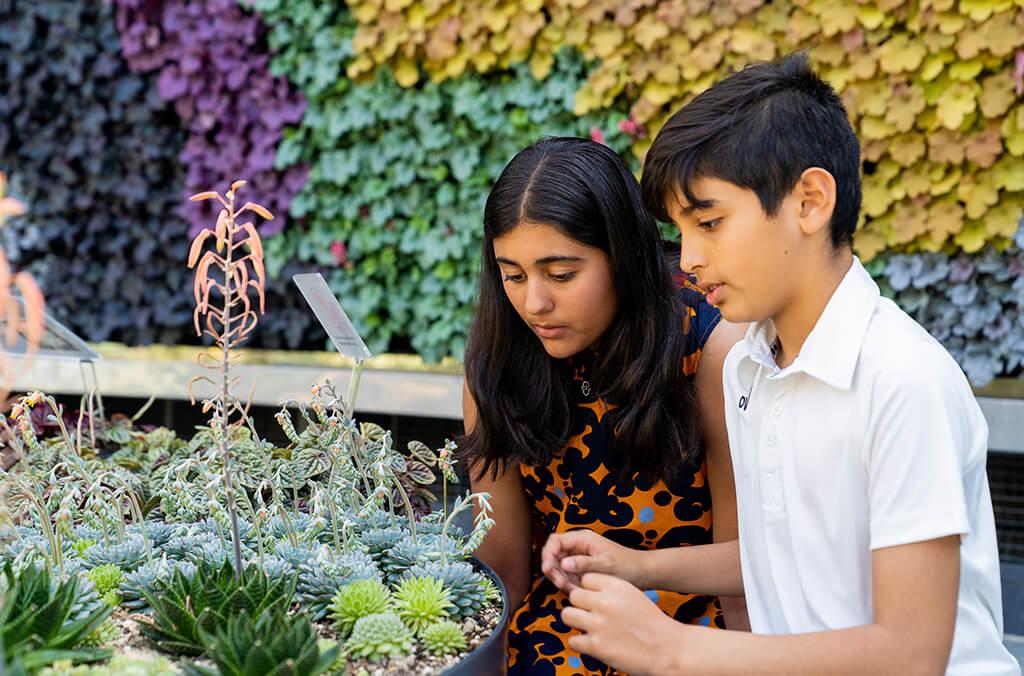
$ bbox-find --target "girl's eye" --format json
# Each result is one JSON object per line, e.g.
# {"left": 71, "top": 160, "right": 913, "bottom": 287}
{"left": 698, "top": 218, "right": 721, "bottom": 230}
{"left": 502, "top": 273, "right": 525, "bottom": 283}
{"left": 548, "top": 272, "right": 576, "bottom": 282}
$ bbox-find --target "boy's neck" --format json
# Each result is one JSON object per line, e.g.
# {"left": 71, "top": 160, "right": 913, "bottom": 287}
{"left": 771, "top": 250, "right": 854, "bottom": 370}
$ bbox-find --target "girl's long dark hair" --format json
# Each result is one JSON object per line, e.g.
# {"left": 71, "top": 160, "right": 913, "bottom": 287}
{"left": 461, "top": 137, "right": 702, "bottom": 482}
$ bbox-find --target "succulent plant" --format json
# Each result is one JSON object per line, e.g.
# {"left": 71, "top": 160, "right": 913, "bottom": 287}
{"left": 329, "top": 578, "right": 392, "bottom": 637}
{"left": 357, "top": 526, "right": 405, "bottom": 563}
{"left": 182, "top": 609, "right": 339, "bottom": 676}
{"left": 380, "top": 536, "right": 428, "bottom": 585}
{"left": 138, "top": 559, "right": 297, "bottom": 656}
{"left": 406, "top": 560, "right": 487, "bottom": 619}
{"left": 343, "top": 612, "right": 414, "bottom": 662}
{"left": 272, "top": 540, "right": 320, "bottom": 568}
{"left": 159, "top": 533, "right": 219, "bottom": 561}
{"left": 119, "top": 560, "right": 172, "bottom": 614}
{"left": 83, "top": 536, "right": 148, "bottom": 572}
{"left": 38, "top": 653, "right": 178, "bottom": 675}
{"left": 420, "top": 619, "right": 468, "bottom": 656}
{"left": 85, "top": 564, "right": 124, "bottom": 597}
{"left": 0, "top": 562, "right": 112, "bottom": 669}
{"left": 78, "top": 617, "right": 119, "bottom": 648}
{"left": 296, "top": 550, "right": 381, "bottom": 621}
{"left": 392, "top": 575, "right": 452, "bottom": 637}
{"left": 129, "top": 522, "right": 178, "bottom": 549}
{"left": 258, "top": 554, "right": 293, "bottom": 582}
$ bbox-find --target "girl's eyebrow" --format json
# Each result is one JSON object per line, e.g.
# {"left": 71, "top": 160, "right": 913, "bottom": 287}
{"left": 495, "top": 255, "right": 585, "bottom": 266}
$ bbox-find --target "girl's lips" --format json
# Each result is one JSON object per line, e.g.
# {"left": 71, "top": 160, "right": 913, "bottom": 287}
{"left": 706, "top": 283, "right": 725, "bottom": 305}
{"left": 533, "top": 325, "right": 567, "bottom": 339}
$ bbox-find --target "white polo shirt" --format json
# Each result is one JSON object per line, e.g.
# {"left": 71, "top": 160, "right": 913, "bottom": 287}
{"left": 723, "top": 258, "right": 1019, "bottom": 675}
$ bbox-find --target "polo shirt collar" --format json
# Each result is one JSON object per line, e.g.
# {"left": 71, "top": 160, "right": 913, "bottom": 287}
{"left": 743, "top": 257, "right": 880, "bottom": 390}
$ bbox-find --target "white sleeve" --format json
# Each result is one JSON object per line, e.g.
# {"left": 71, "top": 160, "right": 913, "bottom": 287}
{"left": 864, "top": 343, "right": 975, "bottom": 551}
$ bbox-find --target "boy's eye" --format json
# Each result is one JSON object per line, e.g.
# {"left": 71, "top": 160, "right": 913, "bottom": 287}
{"left": 698, "top": 218, "right": 722, "bottom": 230}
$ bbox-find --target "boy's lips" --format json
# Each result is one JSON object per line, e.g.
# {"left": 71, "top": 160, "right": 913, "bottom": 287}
{"left": 703, "top": 282, "right": 725, "bottom": 305}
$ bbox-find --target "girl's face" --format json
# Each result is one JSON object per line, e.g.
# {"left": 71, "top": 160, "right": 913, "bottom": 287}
{"left": 493, "top": 221, "right": 618, "bottom": 359}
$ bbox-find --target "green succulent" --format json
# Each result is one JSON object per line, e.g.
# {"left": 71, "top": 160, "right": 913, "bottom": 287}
{"left": 85, "top": 564, "right": 124, "bottom": 597}
{"left": 329, "top": 578, "right": 392, "bottom": 637}
{"left": 101, "top": 590, "right": 120, "bottom": 608}
{"left": 406, "top": 560, "right": 487, "bottom": 618}
{"left": 343, "top": 612, "right": 414, "bottom": 662}
{"left": 296, "top": 551, "right": 381, "bottom": 621}
{"left": 420, "top": 619, "right": 468, "bottom": 656}
{"left": 71, "top": 539, "right": 98, "bottom": 558}
{"left": 0, "top": 562, "right": 112, "bottom": 670}
{"left": 138, "top": 559, "right": 297, "bottom": 656}
{"left": 182, "top": 609, "right": 339, "bottom": 676}
{"left": 392, "top": 575, "right": 452, "bottom": 636}
{"left": 316, "top": 638, "right": 347, "bottom": 673}
{"left": 38, "top": 653, "right": 178, "bottom": 675}
{"left": 480, "top": 574, "right": 502, "bottom": 605}
{"left": 78, "top": 617, "right": 119, "bottom": 648}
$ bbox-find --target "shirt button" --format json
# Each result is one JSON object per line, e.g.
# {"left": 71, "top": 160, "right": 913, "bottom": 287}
{"left": 772, "top": 403, "right": 783, "bottom": 417}
{"left": 767, "top": 434, "right": 777, "bottom": 447}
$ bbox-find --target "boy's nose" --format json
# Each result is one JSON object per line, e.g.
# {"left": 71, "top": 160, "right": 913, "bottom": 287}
{"left": 679, "top": 240, "right": 707, "bottom": 274}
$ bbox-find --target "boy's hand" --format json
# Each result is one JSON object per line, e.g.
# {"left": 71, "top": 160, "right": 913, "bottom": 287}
{"left": 541, "top": 529, "right": 644, "bottom": 592}
{"left": 562, "top": 572, "right": 687, "bottom": 676}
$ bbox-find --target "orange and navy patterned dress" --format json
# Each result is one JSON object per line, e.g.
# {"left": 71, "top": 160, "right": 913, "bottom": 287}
{"left": 509, "top": 285, "right": 724, "bottom": 675}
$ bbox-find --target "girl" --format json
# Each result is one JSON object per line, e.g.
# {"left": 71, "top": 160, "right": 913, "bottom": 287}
{"left": 460, "top": 137, "right": 745, "bottom": 674}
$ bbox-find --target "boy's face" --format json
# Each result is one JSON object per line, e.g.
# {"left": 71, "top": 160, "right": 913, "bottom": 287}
{"left": 665, "top": 176, "right": 808, "bottom": 324}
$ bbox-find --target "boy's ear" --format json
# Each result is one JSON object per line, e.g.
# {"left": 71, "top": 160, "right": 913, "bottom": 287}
{"left": 796, "top": 167, "right": 837, "bottom": 238}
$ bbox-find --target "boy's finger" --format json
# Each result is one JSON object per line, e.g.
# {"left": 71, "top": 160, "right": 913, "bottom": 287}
{"left": 561, "top": 606, "right": 594, "bottom": 633}
{"left": 568, "top": 586, "right": 600, "bottom": 610}
{"left": 562, "top": 554, "right": 602, "bottom": 574}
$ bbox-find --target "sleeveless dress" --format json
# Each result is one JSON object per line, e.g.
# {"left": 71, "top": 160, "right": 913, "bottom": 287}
{"left": 508, "top": 284, "right": 724, "bottom": 675}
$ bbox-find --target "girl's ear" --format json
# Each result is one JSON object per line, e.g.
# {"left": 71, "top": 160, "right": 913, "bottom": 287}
{"left": 796, "top": 167, "right": 837, "bottom": 238}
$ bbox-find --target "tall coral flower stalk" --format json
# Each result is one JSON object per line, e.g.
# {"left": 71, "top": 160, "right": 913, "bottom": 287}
{"left": 0, "top": 171, "right": 44, "bottom": 403}
{"left": 187, "top": 180, "right": 271, "bottom": 584}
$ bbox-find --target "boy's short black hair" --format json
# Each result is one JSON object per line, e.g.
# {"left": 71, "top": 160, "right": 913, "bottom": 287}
{"left": 641, "top": 51, "right": 862, "bottom": 249}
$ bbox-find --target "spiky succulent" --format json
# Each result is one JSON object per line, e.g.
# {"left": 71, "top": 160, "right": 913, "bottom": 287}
{"left": 266, "top": 511, "right": 315, "bottom": 541}
{"left": 406, "top": 560, "right": 486, "bottom": 618}
{"left": 480, "top": 574, "right": 502, "bottom": 605}
{"left": 296, "top": 550, "right": 381, "bottom": 621}
{"left": 0, "top": 562, "right": 112, "bottom": 669}
{"left": 351, "top": 509, "right": 394, "bottom": 534}
{"left": 343, "top": 612, "right": 414, "bottom": 662}
{"left": 420, "top": 619, "right": 468, "bottom": 656}
{"left": 392, "top": 575, "right": 452, "bottom": 636}
{"left": 329, "top": 578, "right": 392, "bottom": 637}
{"left": 182, "top": 609, "right": 339, "bottom": 676}
{"left": 78, "top": 617, "right": 119, "bottom": 648}
{"left": 85, "top": 564, "right": 124, "bottom": 597}
{"left": 138, "top": 559, "right": 297, "bottom": 656}
{"left": 83, "top": 536, "right": 148, "bottom": 572}
{"left": 357, "top": 526, "right": 405, "bottom": 563}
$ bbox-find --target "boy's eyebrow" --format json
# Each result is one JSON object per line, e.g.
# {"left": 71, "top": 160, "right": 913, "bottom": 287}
{"left": 495, "top": 255, "right": 585, "bottom": 266}
{"left": 679, "top": 198, "right": 718, "bottom": 215}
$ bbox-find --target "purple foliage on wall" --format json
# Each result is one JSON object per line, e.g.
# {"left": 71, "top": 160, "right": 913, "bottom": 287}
{"left": 113, "top": 0, "right": 308, "bottom": 237}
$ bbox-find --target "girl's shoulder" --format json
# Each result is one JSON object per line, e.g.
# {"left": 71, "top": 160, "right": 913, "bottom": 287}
{"left": 672, "top": 270, "right": 722, "bottom": 355}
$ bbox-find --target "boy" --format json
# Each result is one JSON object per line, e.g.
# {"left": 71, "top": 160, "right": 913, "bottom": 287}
{"left": 540, "top": 52, "right": 1020, "bottom": 675}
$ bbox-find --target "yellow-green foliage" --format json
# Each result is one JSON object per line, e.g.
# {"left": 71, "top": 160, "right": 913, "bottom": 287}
{"left": 345, "top": 0, "right": 1024, "bottom": 260}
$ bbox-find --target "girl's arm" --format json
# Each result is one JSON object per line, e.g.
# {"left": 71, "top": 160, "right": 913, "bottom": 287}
{"left": 463, "top": 381, "right": 533, "bottom": 610}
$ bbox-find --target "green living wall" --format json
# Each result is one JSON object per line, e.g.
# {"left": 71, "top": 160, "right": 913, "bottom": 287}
{"left": 0, "top": 0, "right": 1022, "bottom": 385}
